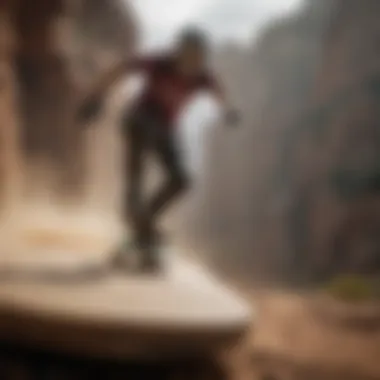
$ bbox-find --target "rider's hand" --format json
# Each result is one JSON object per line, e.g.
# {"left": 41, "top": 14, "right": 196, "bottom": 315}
{"left": 224, "top": 108, "right": 241, "bottom": 128}
{"left": 76, "top": 95, "right": 103, "bottom": 125}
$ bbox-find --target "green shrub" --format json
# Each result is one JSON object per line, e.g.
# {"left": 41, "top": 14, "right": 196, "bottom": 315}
{"left": 323, "top": 275, "right": 375, "bottom": 302}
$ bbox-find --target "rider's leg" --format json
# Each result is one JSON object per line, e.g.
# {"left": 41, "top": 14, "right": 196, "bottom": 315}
{"left": 142, "top": 129, "right": 190, "bottom": 241}
{"left": 136, "top": 129, "right": 189, "bottom": 272}
{"left": 123, "top": 115, "right": 146, "bottom": 233}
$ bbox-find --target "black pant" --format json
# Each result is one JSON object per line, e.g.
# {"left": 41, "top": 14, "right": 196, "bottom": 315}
{"left": 123, "top": 107, "right": 189, "bottom": 243}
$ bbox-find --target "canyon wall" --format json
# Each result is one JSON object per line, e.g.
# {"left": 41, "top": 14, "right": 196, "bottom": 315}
{"left": 187, "top": 0, "right": 380, "bottom": 281}
{"left": 279, "top": 0, "right": 380, "bottom": 278}
{"left": 0, "top": 0, "right": 135, "bottom": 208}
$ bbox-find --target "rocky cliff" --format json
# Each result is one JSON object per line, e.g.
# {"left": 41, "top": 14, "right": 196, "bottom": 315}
{"left": 0, "top": 0, "right": 135, "bottom": 208}
{"left": 186, "top": 0, "right": 380, "bottom": 281}
{"left": 279, "top": 0, "right": 380, "bottom": 279}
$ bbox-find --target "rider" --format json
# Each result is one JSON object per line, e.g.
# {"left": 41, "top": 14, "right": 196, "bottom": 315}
{"left": 78, "top": 27, "right": 240, "bottom": 271}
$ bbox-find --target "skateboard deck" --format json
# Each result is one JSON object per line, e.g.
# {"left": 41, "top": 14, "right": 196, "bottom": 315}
{"left": 0, "top": 226, "right": 252, "bottom": 360}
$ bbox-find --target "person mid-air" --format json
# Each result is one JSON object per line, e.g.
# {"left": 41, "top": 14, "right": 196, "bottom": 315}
{"left": 78, "top": 28, "right": 240, "bottom": 272}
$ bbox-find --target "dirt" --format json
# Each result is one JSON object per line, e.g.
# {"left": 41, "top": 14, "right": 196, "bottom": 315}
{"left": 234, "top": 289, "right": 380, "bottom": 380}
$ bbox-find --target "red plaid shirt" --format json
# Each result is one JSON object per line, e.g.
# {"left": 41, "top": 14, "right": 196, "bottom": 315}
{"left": 130, "top": 55, "right": 222, "bottom": 125}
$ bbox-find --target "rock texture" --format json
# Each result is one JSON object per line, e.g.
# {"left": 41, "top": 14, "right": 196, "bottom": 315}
{"left": 0, "top": 0, "right": 135, "bottom": 206}
{"left": 187, "top": 0, "right": 380, "bottom": 280}
{"left": 0, "top": 8, "right": 22, "bottom": 209}
{"left": 278, "top": 0, "right": 380, "bottom": 278}
{"left": 187, "top": 0, "right": 335, "bottom": 280}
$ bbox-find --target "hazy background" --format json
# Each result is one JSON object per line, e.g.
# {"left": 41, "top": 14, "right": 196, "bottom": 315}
{"left": 1, "top": 0, "right": 379, "bottom": 285}
{"left": 131, "top": 0, "right": 380, "bottom": 285}
{"left": 132, "top": 0, "right": 303, "bottom": 48}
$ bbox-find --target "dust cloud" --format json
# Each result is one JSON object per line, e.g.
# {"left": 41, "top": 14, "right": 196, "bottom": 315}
{"left": 0, "top": 0, "right": 134, "bottom": 257}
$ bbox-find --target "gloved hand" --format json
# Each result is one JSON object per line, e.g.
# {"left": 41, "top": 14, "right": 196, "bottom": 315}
{"left": 76, "top": 95, "right": 103, "bottom": 125}
{"left": 224, "top": 108, "right": 241, "bottom": 127}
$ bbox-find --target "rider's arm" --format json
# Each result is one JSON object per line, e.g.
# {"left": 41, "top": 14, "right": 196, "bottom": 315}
{"left": 76, "top": 57, "right": 156, "bottom": 123}
{"left": 87, "top": 57, "right": 155, "bottom": 99}
{"left": 201, "top": 74, "right": 227, "bottom": 106}
{"left": 203, "top": 74, "right": 240, "bottom": 126}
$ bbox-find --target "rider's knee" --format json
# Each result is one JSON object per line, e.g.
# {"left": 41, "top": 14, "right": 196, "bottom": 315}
{"left": 172, "top": 172, "right": 191, "bottom": 193}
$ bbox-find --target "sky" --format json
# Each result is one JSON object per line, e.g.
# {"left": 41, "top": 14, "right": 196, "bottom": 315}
{"left": 130, "top": 0, "right": 303, "bottom": 49}
{"left": 126, "top": 0, "right": 304, "bottom": 173}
